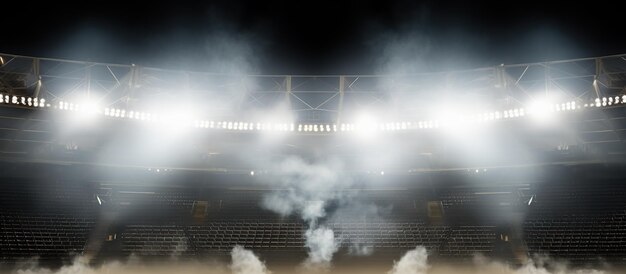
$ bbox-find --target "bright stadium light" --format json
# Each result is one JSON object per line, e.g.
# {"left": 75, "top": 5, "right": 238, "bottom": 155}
{"left": 527, "top": 98, "right": 556, "bottom": 124}
{"left": 77, "top": 98, "right": 102, "bottom": 115}
{"left": 434, "top": 106, "right": 476, "bottom": 132}
{"left": 143, "top": 106, "right": 197, "bottom": 136}
{"left": 354, "top": 113, "right": 379, "bottom": 139}
{"left": 59, "top": 97, "right": 103, "bottom": 125}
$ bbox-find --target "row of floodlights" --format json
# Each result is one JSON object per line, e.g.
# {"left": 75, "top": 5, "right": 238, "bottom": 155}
{"left": 4, "top": 94, "right": 626, "bottom": 133}
{"left": 104, "top": 108, "right": 153, "bottom": 120}
{"left": 584, "top": 96, "right": 626, "bottom": 107}
{"left": 0, "top": 95, "right": 47, "bottom": 107}
{"left": 34, "top": 99, "right": 606, "bottom": 132}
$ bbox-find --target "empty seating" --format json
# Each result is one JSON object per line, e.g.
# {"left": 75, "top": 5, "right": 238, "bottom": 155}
{"left": 0, "top": 179, "right": 97, "bottom": 263}
{"left": 524, "top": 213, "right": 626, "bottom": 263}
{"left": 1, "top": 213, "right": 96, "bottom": 261}
{"left": 121, "top": 225, "right": 190, "bottom": 257}
{"left": 119, "top": 222, "right": 474, "bottom": 258}
{"left": 329, "top": 222, "right": 448, "bottom": 249}
{"left": 188, "top": 222, "right": 305, "bottom": 252}
{"left": 438, "top": 226, "right": 496, "bottom": 258}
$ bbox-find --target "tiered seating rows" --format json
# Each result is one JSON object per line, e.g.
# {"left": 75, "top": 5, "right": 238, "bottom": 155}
{"left": 120, "top": 223, "right": 497, "bottom": 257}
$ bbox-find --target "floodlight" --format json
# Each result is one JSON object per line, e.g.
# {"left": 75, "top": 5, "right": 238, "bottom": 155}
{"left": 527, "top": 98, "right": 556, "bottom": 124}
{"left": 355, "top": 113, "right": 378, "bottom": 133}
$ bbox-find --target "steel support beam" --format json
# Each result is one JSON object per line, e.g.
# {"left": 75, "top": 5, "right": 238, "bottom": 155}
{"left": 336, "top": 76, "right": 345, "bottom": 124}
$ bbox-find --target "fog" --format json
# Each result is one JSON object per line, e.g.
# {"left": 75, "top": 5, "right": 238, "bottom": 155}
{"left": 2, "top": 247, "right": 620, "bottom": 274}
{"left": 260, "top": 157, "right": 351, "bottom": 269}
{"left": 1, "top": 5, "right": 621, "bottom": 274}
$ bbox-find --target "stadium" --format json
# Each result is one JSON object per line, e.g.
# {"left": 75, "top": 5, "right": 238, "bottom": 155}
{"left": 1, "top": 51, "right": 626, "bottom": 274}
{"left": 2, "top": 2, "right": 626, "bottom": 273}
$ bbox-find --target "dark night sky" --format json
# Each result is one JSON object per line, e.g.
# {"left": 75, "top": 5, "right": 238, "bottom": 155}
{"left": 1, "top": 0, "right": 624, "bottom": 74}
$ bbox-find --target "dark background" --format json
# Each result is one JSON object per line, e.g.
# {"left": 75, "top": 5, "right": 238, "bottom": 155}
{"left": 1, "top": 0, "right": 624, "bottom": 74}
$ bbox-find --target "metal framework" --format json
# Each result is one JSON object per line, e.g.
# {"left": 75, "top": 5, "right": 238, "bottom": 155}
{"left": 0, "top": 53, "right": 626, "bottom": 169}
{"left": 1, "top": 53, "right": 626, "bottom": 122}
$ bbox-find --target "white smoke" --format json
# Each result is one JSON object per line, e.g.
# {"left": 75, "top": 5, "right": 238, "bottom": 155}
{"left": 472, "top": 254, "right": 609, "bottom": 274}
{"left": 512, "top": 259, "right": 608, "bottom": 274}
{"left": 303, "top": 226, "right": 340, "bottom": 268}
{"left": 388, "top": 246, "right": 429, "bottom": 274}
{"left": 372, "top": 30, "right": 432, "bottom": 75}
{"left": 230, "top": 245, "right": 270, "bottom": 274}
{"left": 170, "top": 237, "right": 188, "bottom": 258}
{"left": 261, "top": 157, "right": 350, "bottom": 221}
{"left": 13, "top": 257, "right": 95, "bottom": 274}
{"left": 261, "top": 157, "right": 351, "bottom": 268}
{"left": 328, "top": 201, "right": 391, "bottom": 256}
{"left": 1, "top": 253, "right": 619, "bottom": 274}
{"left": 347, "top": 243, "right": 374, "bottom": 257}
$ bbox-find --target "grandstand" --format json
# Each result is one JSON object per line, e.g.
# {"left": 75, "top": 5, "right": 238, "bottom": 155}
{"left": 1, "top": 52, "right": 626, "bottom": 272}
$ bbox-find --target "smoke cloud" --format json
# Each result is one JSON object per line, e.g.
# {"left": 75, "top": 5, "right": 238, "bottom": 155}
{"left": 303, "top": 226, "right": 340, "bottom": 268}
{"left": 261, "top": 157, "right": 352, "bottom": 221}
{"left": 348, "top": 243, "right": 374, "bottom": 257}
{"left": 388, "top": 246, "right": 429, "bottom": 274}
{"left": 470, "top": 254, "right": 609, "bottom": 274}
{"left": 261, "top": 157, "right": 353, "bottom": 268}
{"left": 13, "top": 259, "right": 94, "bottom": 274}
{"left": 371, "top": 29, "right": 433, "bottom": 75}
{"left": 230, "top": 245, "right": 270, "bottom": 274}
{"left": 1, "top": 253, "right": 621, "bottom": 274}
